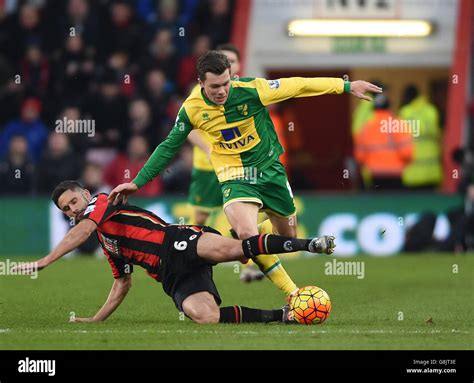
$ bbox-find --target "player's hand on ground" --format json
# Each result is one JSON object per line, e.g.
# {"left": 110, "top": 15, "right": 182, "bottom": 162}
{"left": 349, "top": 80, "right": 383, "bottom": 101}
{"left": 107, "top": 182, "right": 138, "bottom": 205}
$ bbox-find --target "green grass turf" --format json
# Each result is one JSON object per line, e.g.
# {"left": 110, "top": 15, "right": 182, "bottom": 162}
{"left": 0, "top": 254, "right": 472, "bottom": 350}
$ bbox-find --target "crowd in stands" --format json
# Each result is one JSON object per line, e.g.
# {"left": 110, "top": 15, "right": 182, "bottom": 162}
{"left": 0, "top": 0, "right": 234, "bottom": 196}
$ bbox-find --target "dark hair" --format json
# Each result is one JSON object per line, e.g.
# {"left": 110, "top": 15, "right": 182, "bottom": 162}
{"left": 373, "top": 93, "right": 390, "bottom": 110}
{"left": 51, "top": 180, "right": 83, "bottom": 208}
{"left": 197, "top": 50, "right": 231, "bottom": 81}
{"left": 216, "top": 43, "right": 241, "bottom": 61}
{"left": 401, "top": 84, "right": 419, "bottom": 106}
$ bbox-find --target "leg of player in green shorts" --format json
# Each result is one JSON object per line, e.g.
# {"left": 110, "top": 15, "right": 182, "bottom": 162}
{"left": 189, "top": 168, "right": 267, "bottom": 283}
{"left": 222, "top": 161, "right": 304, "bottom": 297}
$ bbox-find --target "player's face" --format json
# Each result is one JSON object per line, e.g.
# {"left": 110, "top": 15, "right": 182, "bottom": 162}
{"left": 220, "top": 50, "right": 240, "bottom": 78}
{"left": 58, "top": 188, "right": 91, "bottom": 221}
{"left": 200, "top": 69, "right": 231, "bottom": 105}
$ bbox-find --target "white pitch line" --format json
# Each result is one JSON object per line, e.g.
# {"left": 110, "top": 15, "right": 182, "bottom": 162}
{"left": 0, "top": 329, "right": 468, "bottom": 335}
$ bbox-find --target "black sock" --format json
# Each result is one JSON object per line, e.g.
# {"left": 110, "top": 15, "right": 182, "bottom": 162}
{"left": 219, "top": 306, "right": 283, "bottom": 323}
{"left": 242, "top": 234, "right": 311, "bottom": 258}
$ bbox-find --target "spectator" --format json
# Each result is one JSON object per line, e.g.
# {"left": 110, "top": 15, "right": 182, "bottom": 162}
{"left": 55, "top": 105, "right": 89, "bottom": 154}
{"left": 142, "top": 28, "right": 179, "bottom": 81}
{"left": 52, "top": 34, "right": 95, "bottom": 104}
{"left": 61, "top": 0, "right": 99, "bottom": 53}
{"left": 20, "top": 41, "right": 50, "bottom": 97}
{"left": 9, "top": 4, "right": 45, "bottom": 65}
{"left": 104, "top": 135, "right": 162, "bottom": 197}
{"left": 81, "top": 161, "right": 110, "bottom": 195}
{"left": 142, "top": 68, "right": 170, "bottom": 140}
{"left": 108, "top": 50, "right": 135, "bottom": 96}
{"left": 0, "top": 97, "right": 48, "bottom": 163}
{"left": 194, "top": 0, "right": 233, "bottom": 47}
{"left": 86, "top": 69, "right": 128, "bottom": 149}
{"left": 0, "top": 56, "right": 23, "bottom": 127}
{"left": 177, "top": 34, "right": 210, "bottom": 92}
{"left": 0, "top": 135, "right": 35, "bottom": 195}
{"left": 36, "top": 132, "right": 83, "bottom": 194}
{"left": 99, "top": 0, "right": 144, "bottom": 64}
{"left": 147, "top": 0, "right": 190, "bottom": 55}
{"left": 354, "top": 94, "right": 414, "bottom": 190}
{"left": 124, "top": 98, "right": 156, "bottom": 148}
{"left": 399, "top": 84, "right": 443, "bottom": 190}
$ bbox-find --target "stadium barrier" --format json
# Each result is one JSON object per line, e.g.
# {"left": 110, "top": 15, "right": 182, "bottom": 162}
{"left": 0, "top": 193, "right": 461, "bottom": 256}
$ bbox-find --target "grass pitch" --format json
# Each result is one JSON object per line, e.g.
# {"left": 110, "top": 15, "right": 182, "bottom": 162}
{"left": 0, "top": 254, "right": 472, "bottom": 350}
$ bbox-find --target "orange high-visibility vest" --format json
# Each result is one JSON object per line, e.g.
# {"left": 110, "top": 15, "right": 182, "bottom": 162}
{"left": 355, "top": 110, "right": 414, "bottom": 176}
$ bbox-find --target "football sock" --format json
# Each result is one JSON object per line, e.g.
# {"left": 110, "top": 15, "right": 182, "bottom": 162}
{"left": 245, "top": 220, "right": 300, "bottom": 296}
{"left": 254, "top": 253, "right": 297, "bottom": 295}
{"left": 239, "top": 219, "right": 275, "bottom": 270}
{"left": 219, "top": 306, "right": 283, "bottom": 323}
{"left": 242, "top": 234, "right": 311, "bottom": 258}
{"left": 259, "top": 218, "right": 298, "bottom": 258}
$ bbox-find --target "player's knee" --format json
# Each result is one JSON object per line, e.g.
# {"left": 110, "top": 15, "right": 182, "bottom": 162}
{"left": 236, "top": 229, "right": 256, "bottom": 240}
{"left": 275, "top": 223, "right": 297, "bottom": 237}
{"left": 200, "top": 310, "right": 219, "bottom": 324}
{"left": 183, "top": 295, "right": 219, "bottom": 324}
{"left": 189, "top": 307, "right": 219, "bottom": 324}
{"left": 183, "top": 305, "right": 204, "bottom": 322}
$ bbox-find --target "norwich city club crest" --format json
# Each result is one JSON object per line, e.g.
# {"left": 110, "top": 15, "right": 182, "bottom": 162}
{"left": 202, "top": 112, "right": 209, "bottom": 121}
{"left": 223, "top": 188, "right": 231, "bottom": 198}
{"left": 237, "top": 104, "right": 248, "bottom": 116}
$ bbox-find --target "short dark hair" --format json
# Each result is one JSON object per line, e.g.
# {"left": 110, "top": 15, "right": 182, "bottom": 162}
{"left": 402, "top": 84, "right": 419, "bottom": 106}
{"left": 216, "top": 43, "right": 241, "bottom": 61}
{"left": 197, "top": 50, "right": 231, "bottom": 81}
{"left": 51, "top": 180, "right": 83, "bottom": 208}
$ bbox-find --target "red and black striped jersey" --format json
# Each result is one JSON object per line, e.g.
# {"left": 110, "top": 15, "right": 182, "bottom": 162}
{"left": 82, "top": 193, "right": 171, "bottom": 281}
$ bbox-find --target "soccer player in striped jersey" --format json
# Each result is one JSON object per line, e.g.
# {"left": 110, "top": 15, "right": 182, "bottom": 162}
{"left": 108, "top": 51, "right": 381, "bottom": 300}
{"left": 13, "top": 181, "right": 335, "bottom": 324}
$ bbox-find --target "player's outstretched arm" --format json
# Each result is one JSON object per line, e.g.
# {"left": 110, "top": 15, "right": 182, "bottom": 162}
{"left": 71, "top": 274, "right": 132, "bottom": 323}
{"left": 348, "top": 80, "right": 383, "bottom": 101}
{"left": 108, "top": 111, "right": 193, "bottom": 205}
{"left": 255, "top": 77, "right": 382, "bottom": 105}
{"left": 10, "top": 219, "right": 97, "bottom": 274}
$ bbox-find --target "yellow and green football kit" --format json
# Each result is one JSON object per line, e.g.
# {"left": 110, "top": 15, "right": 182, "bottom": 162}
{"left": 134, "top": 77, "right": 347, "bottom": 205}
{"left": 133, "top": 76, "right": 348, "bottom": 295}
{"left": 188, "top": 130, "right": 222, "bottom": 210}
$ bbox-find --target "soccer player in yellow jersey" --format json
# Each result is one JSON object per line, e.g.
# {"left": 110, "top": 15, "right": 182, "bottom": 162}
{"left": 187, "top": 43, "right": 266, "bottom": 283}
{"left": 109, "top": 51, "right": 382, "bottom": 298}
{"left": 187, "top": 44, "right": 242, "bottom": 226}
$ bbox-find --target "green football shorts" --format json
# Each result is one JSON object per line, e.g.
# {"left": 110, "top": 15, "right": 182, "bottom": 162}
{"left": 221, "top": 160, "right": 296, "bottom": 217}
{"left": 188, "top": 168, "right": 222, "bottom": 210}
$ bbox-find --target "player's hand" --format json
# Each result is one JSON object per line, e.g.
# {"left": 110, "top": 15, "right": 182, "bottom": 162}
{"left": 349, "top": 81, "right": 382, "bottom": 101}
{"left": 70, "top": 317, "right": 96, "bottom": 323}
{"left": 107, "top": 182, "right": 138, "bottom": 205}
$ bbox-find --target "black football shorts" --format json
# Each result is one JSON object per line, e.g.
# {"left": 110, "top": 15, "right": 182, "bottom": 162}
{"left": 160, "top": 225, "right": 222, "bottom": 312}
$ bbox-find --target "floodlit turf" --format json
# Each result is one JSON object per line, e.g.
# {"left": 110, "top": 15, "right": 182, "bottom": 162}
{"left": 0, "top": 254, "right": 472, "bottom": 350}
